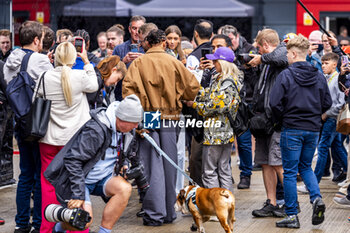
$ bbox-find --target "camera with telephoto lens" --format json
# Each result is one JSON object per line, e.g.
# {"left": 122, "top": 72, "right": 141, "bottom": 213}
{"left": 44, "top": 204, "right": 91, "bottom": 230}
{"left": 237, "top": 53, "right": 255, "bottom": 65}
{"left": 115, "top": 131, "right": 150, "bottom": 192}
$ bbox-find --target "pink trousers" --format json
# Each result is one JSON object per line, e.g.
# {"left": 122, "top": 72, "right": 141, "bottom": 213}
{"left": 39, "top": 143, "right": 89, "bottom": 233}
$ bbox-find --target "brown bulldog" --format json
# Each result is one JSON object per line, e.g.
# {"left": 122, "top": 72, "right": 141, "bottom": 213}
{"left": 175, "top": 185, "right": 236, "bottom": 233}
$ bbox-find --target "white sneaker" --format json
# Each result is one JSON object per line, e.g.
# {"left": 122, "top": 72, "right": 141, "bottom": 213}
{"left": 297, "top": 185, "right": 309, "bottom": 194}
{"left": 338, "top": 179, "right": 349, "bottom": 187}
{"left": 209, "top": 216, "right": 219, "bottom": 222}
{"left": 333, "top": 196, "right": 350, "bottom": 207}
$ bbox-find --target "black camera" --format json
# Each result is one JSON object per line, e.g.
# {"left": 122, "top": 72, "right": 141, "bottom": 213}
{"left": 237, "top": 53, "right": 254, "bottom": 65}
{"left": 115, "top": 132, "right": 150, "bottom": 192}
{"left": 44, "top": 204, "right": 91, "bottom": 231}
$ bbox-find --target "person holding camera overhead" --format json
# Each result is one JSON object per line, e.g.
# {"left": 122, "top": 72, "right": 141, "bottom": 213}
{"left": 37, "top": 41, "right": 98, "bottom": 233}
{"left": 219, "top": 25, "right": 258, "bottom": 189}
{"left": 44, "top": 95, "right": 144, "bottom": 233}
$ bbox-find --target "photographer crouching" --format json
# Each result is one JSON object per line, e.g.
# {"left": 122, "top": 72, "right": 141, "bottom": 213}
{"left": 44, "top": 95, "right": 144, "bottom": 233}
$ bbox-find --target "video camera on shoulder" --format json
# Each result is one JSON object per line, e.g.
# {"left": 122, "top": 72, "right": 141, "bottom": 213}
{"left": 44, "top": 204, "right": 91, "bottom": 231}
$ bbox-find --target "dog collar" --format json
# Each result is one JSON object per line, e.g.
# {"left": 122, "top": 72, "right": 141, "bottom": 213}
{"left": 185, "top": 186, "right": 200, "bottom": 212}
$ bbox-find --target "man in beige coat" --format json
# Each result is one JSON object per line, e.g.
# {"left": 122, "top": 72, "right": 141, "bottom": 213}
{"left": 123, "top": 29, "right": 199, "bottom": 226}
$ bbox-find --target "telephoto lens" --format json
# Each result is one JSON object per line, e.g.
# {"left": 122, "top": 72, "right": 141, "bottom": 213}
{"left": 44, "top": 204, "right": 91, "bottom": 230}
{"left": 44, "top": 204, "right": 72, "bottom": 223}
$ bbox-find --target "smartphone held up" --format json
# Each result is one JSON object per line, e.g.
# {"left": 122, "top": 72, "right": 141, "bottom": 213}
{"left": 341, "top": 55, "right": 349, "bottom": 67}
{"left": 73, "top": 37, "right": 84, "bottom": 53}
{"left": 201, "top": 48, "right": 212, "bottom": 59}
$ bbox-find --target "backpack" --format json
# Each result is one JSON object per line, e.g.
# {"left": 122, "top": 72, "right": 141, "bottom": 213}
{"left": 6, "top": 52, "right": 36, "bottom": 119}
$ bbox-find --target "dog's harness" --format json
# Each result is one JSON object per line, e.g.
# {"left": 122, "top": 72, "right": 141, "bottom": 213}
{"left": 185, "top": 186, "right": 200, "bottom": 212}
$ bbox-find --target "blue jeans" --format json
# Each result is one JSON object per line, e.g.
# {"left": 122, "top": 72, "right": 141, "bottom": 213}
{"left": 15, "top": 134, "right": 41, "bottom": 229}
{"left": 281, "top": 128, "right": 321, "bottom": 216}
{"left": 314, "top": 118, "right": 348, "bottom": 183}
{"left": 237, "top": 129, "right": 253, "bottom": 177}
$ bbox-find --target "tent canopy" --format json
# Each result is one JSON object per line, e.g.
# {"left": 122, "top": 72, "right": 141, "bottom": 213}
{"left": 131, "top": 0, "right": 254, "bottom": 17}
{"left": 63, "top": 0, "right": 254, "bottom": 17}
{"left": 63, "top": 0, "right": 135, "bottom": 17}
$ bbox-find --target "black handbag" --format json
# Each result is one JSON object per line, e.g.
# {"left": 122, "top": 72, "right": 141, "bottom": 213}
{"left": 227, "top": 100, "right": 252, "bottom": 137}
{"left": 249, "top": 112, "right": 274, "bottom": 137}
{"left": 23, "top": 72, "right": 51, "bottom": 142}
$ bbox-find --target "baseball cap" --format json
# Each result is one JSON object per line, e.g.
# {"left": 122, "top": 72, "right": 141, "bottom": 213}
{"left": 206, "top": 47, "right": 235, "bottom": 63}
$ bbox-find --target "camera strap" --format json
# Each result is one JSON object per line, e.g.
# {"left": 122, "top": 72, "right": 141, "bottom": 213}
{"left": 110, "top": 132, "right": 123, "bottom": 157}
{"left": 142, "top": 132, "right": 196, "bottom": 185}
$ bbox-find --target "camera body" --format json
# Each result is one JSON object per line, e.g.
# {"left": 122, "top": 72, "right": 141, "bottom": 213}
{"left": 237, "top": 53, "right": 254, "bottom": 65}
{"left": 44, "top": 204, "right": 91, "bottom": 231}
{"left": 115, "top": 132, "right": 150, "bottom": 192}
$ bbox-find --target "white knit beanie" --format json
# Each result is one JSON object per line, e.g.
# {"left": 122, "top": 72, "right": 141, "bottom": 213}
{"left": 115, "top": 94, "right": 144, "bottom": 122}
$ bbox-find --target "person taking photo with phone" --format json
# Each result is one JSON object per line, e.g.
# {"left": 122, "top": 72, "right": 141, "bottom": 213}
{"left": 37, "top": 41, "right": 98, "bottom": 233}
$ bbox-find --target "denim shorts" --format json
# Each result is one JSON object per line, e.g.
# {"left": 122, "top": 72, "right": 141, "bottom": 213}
{"left": 84, "top": 174, "right": 113, "bottom": 205}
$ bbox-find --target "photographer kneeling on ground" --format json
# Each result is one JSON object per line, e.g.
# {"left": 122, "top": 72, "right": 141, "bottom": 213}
{"left": 44, "top": 94, "right": 143, "bottom": 233}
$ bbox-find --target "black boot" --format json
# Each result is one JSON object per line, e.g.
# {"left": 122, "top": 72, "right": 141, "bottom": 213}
{"left": 136, "top": 208, "right": 145, "bottom": 217}
{"left": 237, "top": 176, "right": 250, "bottom": 189}
{"left": 312, "top": 197, "right": 326, "bottom": 225}
{"left": 276, "top": 215, "right": 300, "bottom": 228}
{"left": 252, "top": 199, "right": 284, "bottom": 217}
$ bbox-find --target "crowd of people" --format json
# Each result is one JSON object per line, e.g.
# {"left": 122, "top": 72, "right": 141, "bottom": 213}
{"left": 0, "top": 15, "right": 350, "bottom": 233}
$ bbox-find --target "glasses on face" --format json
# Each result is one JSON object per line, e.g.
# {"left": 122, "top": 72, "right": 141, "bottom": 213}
{"left": 322, "top": 40, "right": 329, "bottom": 43}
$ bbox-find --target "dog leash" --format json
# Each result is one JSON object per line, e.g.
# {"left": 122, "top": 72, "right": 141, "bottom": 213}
{"left": 142, "top": 132, "right": 196, "bottom": 185}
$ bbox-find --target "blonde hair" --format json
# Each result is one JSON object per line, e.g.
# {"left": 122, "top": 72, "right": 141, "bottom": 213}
{"left": 217, "top": 59, "right": 240, "bottom": 79}
{"left": 255, "top": 29, "right": 280, "bottom": 47}
{"left": 54, "top": 42, "right": 76, "bottom": 107}
{"left": 286, "top": 35, "right": 310, "bottom": 57}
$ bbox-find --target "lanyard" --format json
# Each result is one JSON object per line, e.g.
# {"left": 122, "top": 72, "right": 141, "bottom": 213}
{"left": 327, "top": 71, "right": 338, "bottom": 85}
{"left": 110, "top": 132, "right": 123, "bottom": 157}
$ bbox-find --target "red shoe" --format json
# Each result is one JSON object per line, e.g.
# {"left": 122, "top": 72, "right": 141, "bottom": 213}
{"left": 0, "top": 217, "right": 4, "bottom": 225}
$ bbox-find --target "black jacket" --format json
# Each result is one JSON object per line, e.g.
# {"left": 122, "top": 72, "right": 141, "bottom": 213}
{"left": 253, "top": 43, "right": 289, "bottom": 115}
{"left": 0, "top": 49, "right": 12, "bottom": 62}
{"left": 0, "top": 61, "right": 7, "bottom": 103}
{"left": 86, "top": 53, "right": 104, "bottom": 109}
{"left": 44, "top": 108, "right": 112, "bottom": 205}
{"left": 270, "top": 61, "right": 332, "bottom": 132}
{"left": 183, "top": 41, "right": 213, "bottom": 142}
{"left": 234, "top": 36, "right": 259, "bottom": 102}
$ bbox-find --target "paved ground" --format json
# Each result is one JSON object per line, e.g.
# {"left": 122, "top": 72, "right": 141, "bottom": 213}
{"left": 0, "top": 153, "right": 349, "bottom": 233}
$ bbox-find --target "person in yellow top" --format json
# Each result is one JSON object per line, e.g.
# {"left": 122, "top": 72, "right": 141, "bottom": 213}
{"left": 192, "top": 46, "right": 242, "bottom": 192}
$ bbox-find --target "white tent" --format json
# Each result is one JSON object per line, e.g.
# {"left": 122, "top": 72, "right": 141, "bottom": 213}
{"left": 63, "top": 0, "right": 135, "bottom": 17}
{"left": 131, "top": 0, "right": 254, "bottom": 17}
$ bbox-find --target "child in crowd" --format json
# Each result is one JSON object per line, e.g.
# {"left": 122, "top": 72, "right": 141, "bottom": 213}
{"left": 311, "top": 53, "right": 348, "bottom": 185}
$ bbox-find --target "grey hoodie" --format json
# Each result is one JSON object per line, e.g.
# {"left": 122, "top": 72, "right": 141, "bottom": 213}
{"left": 3, "top": 48, "right": 53, "bottom": 84}
{"left": 325, "top": 71, "right": 345, "bottom": 119}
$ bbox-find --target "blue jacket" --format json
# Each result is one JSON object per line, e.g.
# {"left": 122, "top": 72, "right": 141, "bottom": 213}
{"left": 269, "top": 61, "right": 332, "bottom": 132}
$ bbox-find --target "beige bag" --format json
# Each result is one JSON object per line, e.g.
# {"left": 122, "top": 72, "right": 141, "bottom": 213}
{"left": 336, "top": 103, "right": 350, "bottom": 134}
